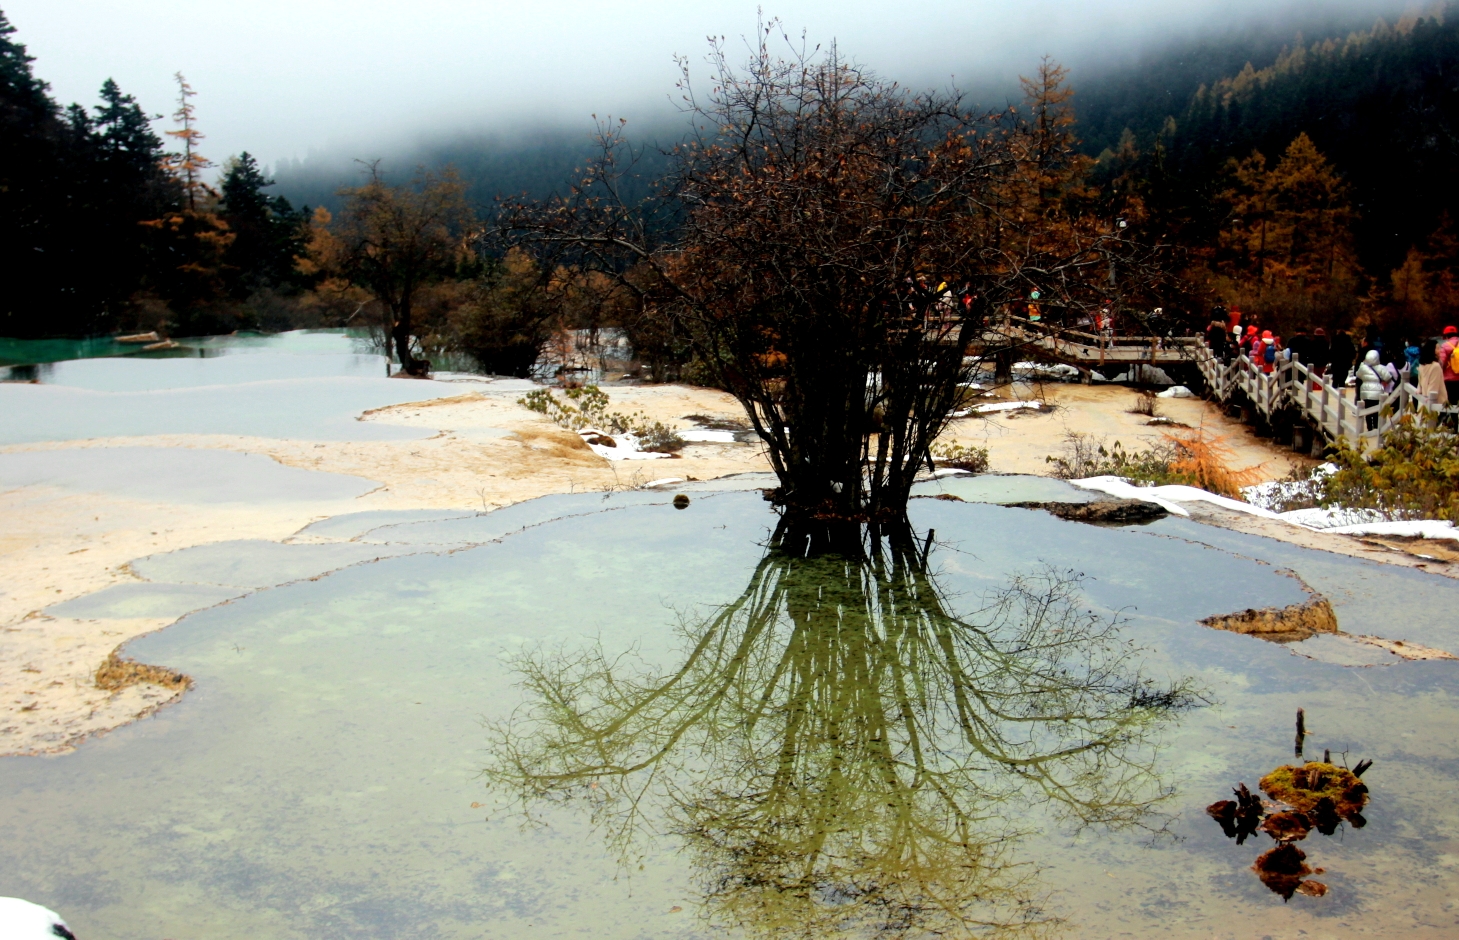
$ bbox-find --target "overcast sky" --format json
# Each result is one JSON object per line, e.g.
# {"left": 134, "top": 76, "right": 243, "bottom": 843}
{"left": 7, "top": 0, "right": 1404, "bottom": 169}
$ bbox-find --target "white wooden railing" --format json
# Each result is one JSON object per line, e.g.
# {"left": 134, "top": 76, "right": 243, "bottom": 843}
{"left": 1195, "top": 342, "right": 1454, "bottom": 448}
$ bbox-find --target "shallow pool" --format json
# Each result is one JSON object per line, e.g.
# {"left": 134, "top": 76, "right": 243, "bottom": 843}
{"left": 0, "top": 329, "right": 376, "bottom": 371}
{"left": 2, "top": 492, "right": 1456, "bottom": 938}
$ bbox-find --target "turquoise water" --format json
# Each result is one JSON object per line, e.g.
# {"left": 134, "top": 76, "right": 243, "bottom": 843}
{"left": 0, "top": 329, "right": 376, "bottom": 370}
{"left": 0, "top": 329, "right": 529, "bottom": 445}
{"left": 3, "top": 492, "right": 1456, "bottom": 938}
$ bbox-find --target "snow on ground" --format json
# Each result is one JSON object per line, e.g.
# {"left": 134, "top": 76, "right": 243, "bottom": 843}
{"left": 1241, "top": 465, "right": 1336, "bottom": 512}
{"left": 577, "top": 428, "right": 675, "bottom": 460}
{"left": 1013, "top": 362, "right": 1081, "bottom": 379}
{"left": 1072, "top": 474, "right": 1459, "bottom": 541}
{"left": 974, "top": 401, "right": 1047, "bottom": 414}
{"left": 679, "top": 428, "right": 739, "bottom": 443}
{"left": 1090, "top": 364, "right": 1176, "bottom": 385}
{"left": 950, "top": 400, "right": 1049, "bottom": 418}
{"left": 1319, "top": 519, "right": 1459, "bottom": 540}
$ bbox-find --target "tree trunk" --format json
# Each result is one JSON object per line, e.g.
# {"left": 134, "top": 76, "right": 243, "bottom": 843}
{"left": 391, "top": 294, "right": 430, "bottom": 376}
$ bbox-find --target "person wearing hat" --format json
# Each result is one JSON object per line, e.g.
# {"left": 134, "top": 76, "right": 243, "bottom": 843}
{"left": 1261, "top": 330, "right": 1279, "bottom": 374}
{"left": 1240, "top": 324, "right": 1259, "bottom": 363}
{"left": 1356, "top": 349, "right": 1386, "bottom": 430}
{"left": 1441, "top": 325, "right": 1459, "bottom": 405}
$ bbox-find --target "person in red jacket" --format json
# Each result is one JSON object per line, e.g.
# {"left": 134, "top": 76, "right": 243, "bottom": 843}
{"left": 1441, "top": 325, "right": 1459, "bottom": 405}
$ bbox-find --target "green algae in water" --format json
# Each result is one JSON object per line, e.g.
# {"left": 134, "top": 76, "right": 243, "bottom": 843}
{"left": 2, "top": 493, "right": 1458, "bottom": 939}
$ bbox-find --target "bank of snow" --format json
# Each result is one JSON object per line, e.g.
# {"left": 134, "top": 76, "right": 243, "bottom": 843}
{"left": 1068, "top": 474, "right": 1459, "bottom": 542}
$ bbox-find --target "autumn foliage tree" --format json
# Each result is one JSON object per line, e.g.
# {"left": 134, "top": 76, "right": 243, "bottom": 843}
{"left": 1213, "top": 133, "right": 1361, "bottom": 327}
{"left": 1388, "top": 213, "right": 1459, "bottom": 333}
{"left": 137, "top": 73, "right": 236, "bottom": 333}
{"left": 503, "top": 29, "right": 1164, "bottom": 543}
{"left": 321, "top": 164, "right": 475, "bottom": 375}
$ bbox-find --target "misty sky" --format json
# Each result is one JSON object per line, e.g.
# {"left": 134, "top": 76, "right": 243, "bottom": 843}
{"left": 7, "top": 0, "right": 1403, "bottom": 169}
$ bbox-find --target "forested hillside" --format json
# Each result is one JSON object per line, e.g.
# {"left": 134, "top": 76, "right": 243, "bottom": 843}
{"left": 4, "top": 2, "right": 1459, "bottom": 347}
{"left": 1082, "top": 7, "right": 1459, "bottom": 279}
{"left": 0, "top": 11, "right": 308, "bottom": 338}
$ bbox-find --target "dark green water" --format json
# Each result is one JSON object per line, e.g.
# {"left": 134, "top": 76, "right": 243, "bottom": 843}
{"left": 0, "top": 329, "right": 373, "bottom": 369}
{"left": 2, "top": 492, "right": 1456, "bottom": 939}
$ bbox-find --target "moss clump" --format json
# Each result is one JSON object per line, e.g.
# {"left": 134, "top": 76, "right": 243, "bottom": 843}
{"left": 95, "top": 650, "right": 190, "bottom": 692}
{"left": 1259, "top": 762, "right": 1368, "bottom": 817}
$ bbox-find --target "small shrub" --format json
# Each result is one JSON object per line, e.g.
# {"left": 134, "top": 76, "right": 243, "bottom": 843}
{"left": 931, "top": 442, "right": 990, "bottom": 473}
{"left": 1045, "top": 428, "right": 1262, "bottom": 498}
{"left": 1268, "top": 418, "right": 1459, "bottom": 520}
{"left": 634, "top": 420, "right": 687, "bottom": 453}
{"left": 1128, "top": 390, "right": 1160, "bottom": 418}
{"left": 1046, "top": 432, "right": 1174, "bottom": 481}
{"left": 519, "top": 385, "right": 685, "bottom": 452}
{"left": 1164, "top": 429, "right": 1265, "bottom": 498}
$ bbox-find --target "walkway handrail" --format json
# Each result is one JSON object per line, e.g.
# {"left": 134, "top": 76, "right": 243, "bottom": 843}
{"left": 985, "top": 315, "right": 1203, "bottom": 368}
{"left": 1195, "top": 340, "right": 1454, "bottom": 449}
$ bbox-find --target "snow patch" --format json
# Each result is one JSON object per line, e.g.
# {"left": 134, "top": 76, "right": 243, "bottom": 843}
{"left": 974, "top": 400, "right": 1047, "bottom": 414}
{"left": 578, "top": 428, "right": 675, "bottom": 461}
{"left": 1092, "top": 365, "right": 1176, "bottom": 386}
{"left": 679, "top": 428, "right": 739, "bottom": 444}
{"left": 1077, "top": 472, "right": 1459, "bottom": 541}
{"left": 1013, "top": 362, "right": 1081, "bottom": 379}
{"left": 1320, "top": 519, "right": 1459, "bottom": 541}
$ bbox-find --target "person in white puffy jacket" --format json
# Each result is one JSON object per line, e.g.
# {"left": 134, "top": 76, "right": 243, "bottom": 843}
{"left": 1356, "top": 349, "right": 1384, "bottom": 431}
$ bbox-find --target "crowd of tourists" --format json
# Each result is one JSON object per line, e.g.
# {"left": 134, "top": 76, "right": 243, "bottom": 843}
{"left": 1204, "top": 308, "right": 1459, "bottom": 431}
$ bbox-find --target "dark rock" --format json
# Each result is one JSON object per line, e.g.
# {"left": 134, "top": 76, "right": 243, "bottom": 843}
{"left": 1006, "top": 498, "right": 1169, "bottom": 524}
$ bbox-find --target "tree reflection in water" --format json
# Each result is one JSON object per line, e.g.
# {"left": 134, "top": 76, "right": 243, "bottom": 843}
{"left": 486, "top": 520, "right": 1206, "bottom": 938}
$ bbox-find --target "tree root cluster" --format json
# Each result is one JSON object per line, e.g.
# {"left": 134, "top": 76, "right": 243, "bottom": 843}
{"left": 1206, "top": 713, "right": 1372, "bottom": 900}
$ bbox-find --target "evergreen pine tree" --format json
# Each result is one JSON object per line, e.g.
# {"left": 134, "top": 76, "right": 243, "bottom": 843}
{"left": 0, "top": 8, "right": 67, "bottom": 335}
{"left": 219, "top": 152, "right": 308, "bottom": 298}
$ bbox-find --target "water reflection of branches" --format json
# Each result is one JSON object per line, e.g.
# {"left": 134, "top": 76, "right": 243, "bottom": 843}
{"left": 486, "top": 524, "right": 1206, "bottom": 938}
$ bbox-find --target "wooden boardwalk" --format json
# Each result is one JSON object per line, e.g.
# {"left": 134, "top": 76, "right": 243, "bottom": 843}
{"left": 979, "top": 316, "right": 1454, "bottom": 450}
{"left": 979, "top": 315, "right": 1203, "bottom": 370}
{"left": 1195, "top": 343, "right": 1454, "bottom": 450}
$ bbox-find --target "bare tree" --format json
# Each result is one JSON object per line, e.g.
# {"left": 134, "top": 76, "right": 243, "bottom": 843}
{"left": 502, "top": 27, "right": 1167, "bottom": 542}
{"left": 329, "top": 163, "right": 474, "bottom": 375}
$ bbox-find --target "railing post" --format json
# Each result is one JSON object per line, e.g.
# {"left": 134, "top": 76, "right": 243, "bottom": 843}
{"left": 1316, "top": 379, "right": 1327, "bottom": 440}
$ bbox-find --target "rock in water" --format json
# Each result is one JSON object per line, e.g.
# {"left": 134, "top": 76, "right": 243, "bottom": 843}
{"left": 1007, "top": 498, "right": 1169, "bottom": 524}
{"left": 1253, "top": 843, "right": 1312, "bottom": 899}
{"left": 1200, "top": 597, "right": 1339, "bottom": 642}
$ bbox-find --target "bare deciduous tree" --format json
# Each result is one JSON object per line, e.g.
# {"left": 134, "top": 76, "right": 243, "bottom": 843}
{"left": 503, "top": 27, "right": 1170, "bottom": 543}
